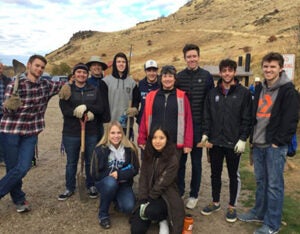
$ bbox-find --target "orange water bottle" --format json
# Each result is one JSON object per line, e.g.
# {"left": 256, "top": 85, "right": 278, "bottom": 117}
{"left": 182, "top": 214, "right": 193, "bottom": 234}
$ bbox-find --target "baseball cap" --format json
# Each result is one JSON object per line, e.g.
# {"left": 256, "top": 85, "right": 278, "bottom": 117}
{"left": 144, "top": 60, "right": 158, "bottom": 70}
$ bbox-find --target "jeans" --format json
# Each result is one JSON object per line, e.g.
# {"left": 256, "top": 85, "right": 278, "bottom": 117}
{"left": 63, "top": 134, "right": 98, "bottom": 192}
{"left": 251, "top": 145, "right": 287, "bottom": 231}
{"left": 96, "top": 176, "right": 135, "bottom": 220}
{"left": 0, "top": 132, "right": 4, "bottom": 163}
{"left": 0, "top": 133, "right": 37, "bottom": 204}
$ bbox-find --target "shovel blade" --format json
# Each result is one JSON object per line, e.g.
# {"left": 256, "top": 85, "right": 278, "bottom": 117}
{"left": 77, "top": 172, "right": 88, "bottom": 203}
{"left": 12, "top": 59, "right": 26, "bottom": 75}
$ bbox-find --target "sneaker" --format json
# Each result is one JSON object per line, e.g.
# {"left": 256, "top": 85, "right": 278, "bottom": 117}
{"left": 16, "top": 200, "right": 31, "bottom": 213}
{"left": 226, "top": 207, "right": 237, "bottom": 223}
{"left": 201, "top": 202, "right": 221, "bottom": 215}
{"left": 140, "top": 202, "right": 150, "bottom": 220}
{"left": 254, "top": 224, "right": 279, "bottom": 234}
{"left": 88, "top": 186, "right": 98, "bottom": 199}
{"left": 58, "top": 190, "right": 74, "bottom": 201}
{"left": 99, "top": 217, "right": 111, "bottom": 229}
{"left": 159, "top": 219, "right": 169, "bottom": 234}
{"left": 186, "top": 197, "right": 198, "bottom": 209}
{"left": 238, "top": 211, "right": 263, "bottom": 223}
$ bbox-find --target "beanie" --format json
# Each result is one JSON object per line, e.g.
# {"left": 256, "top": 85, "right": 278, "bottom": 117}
{"left": 73, "top": 63, "right": 89, "bottom": 74}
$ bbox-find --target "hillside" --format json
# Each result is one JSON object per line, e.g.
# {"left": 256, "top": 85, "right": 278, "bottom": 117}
{"left": 46, "top": 0, "right": 300, "bottom": 84}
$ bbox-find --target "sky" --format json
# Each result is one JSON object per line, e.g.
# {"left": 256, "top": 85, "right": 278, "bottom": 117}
{"left": 0, "top": 0, "right": 188, "bottom": 66}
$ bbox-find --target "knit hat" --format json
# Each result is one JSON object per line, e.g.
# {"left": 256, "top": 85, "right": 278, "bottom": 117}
{"left": 144, "top": 60, "right": 158, "bottom": 70}
{"left": 160, "top": 65, "right": 176, "bottom": 76}
{"left": 86, "top": 56, "right": 108, "bottom": 70}
{"left": 72, "top": 63, "right": 89, "bottom": 74}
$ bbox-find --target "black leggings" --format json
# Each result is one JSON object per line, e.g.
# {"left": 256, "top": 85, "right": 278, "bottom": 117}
{"left": 130, "top": 197, "right": 168, "bottom": 234}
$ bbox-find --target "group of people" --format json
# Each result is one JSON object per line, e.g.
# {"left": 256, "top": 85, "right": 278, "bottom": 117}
{"left": 0, "top": 45, "right": 298, "bottom": 234}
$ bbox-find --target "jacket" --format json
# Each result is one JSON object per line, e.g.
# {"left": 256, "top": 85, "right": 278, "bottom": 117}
{"left": 103, "top": 74, "right": 140, "bottom": 128}
{"left": 203, "top": 78, "right": 252, "bottom": 148}
{"left": 59, "top": 83, "right": 105, "bottom": 137}
{"left": 87, "top": 76, "right": 110, "bottom": 123}
{"left": 137, "top": 77, "right": 159, "bottom": 125}
{"left": 90, "top": 145, "right": 139, "bottom": 186}
{"left": 138, "top": 88, "right": 193, "bottom": 148}
{"left": 137, "top": 143, "right": 185, "bottom": 234}
{"left": 251, "top": 73, "right": 299, "bottom": 146}
{"left": 176, "top": 67, "right": 214, "bottom": 130}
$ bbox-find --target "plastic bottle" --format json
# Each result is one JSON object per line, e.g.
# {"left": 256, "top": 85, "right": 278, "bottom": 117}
{"left": 182, "top": 214, "right": 193, "bottom": 234}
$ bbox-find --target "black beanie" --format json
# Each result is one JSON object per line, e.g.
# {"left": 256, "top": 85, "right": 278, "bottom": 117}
{"left": 73, "top": 63, "right": 89, "bottom": 74}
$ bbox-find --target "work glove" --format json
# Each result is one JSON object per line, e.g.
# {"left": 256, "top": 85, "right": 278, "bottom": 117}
{"left": 201, "top": 135, "right": 208, "bottom": 144}
{"left": 234, "top": 139, "right": 246, "bottom": 153}
{"left": 58, "top": 84, "right": 71, "bottom": 100}
{"left": 3, "top": 94, "right": 22, "bottom": 111}
{"left": 73, "top": 104, "right": 87, "bottom": 118}
{"left": 86, "top": 111, "right": 94, "bottom": 121}
{"left": 126, "top": 107, "right": 138, "bottom": 117}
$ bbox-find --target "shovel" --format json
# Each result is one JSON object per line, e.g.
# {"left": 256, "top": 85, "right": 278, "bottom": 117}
{"left": 3, "top": 59, "right": 26, "bottom": 110}
{"left": 77, "top": 114, "right": 88, "bottom": 202}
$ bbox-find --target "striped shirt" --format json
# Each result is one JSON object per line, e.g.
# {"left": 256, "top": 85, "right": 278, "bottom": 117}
{"left": 0, "top": 77, "right": 62, "bottom": 135}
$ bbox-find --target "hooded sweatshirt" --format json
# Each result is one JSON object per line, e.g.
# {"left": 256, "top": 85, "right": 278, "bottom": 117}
{"left": 253, "top": 72, "right": 291, "bottom": 146}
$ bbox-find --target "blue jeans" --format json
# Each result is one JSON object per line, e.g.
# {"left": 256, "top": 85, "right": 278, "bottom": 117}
{"left": 63, "top": 135, "right": 98, "bottom": 192}
{"left": 95, "top": 176, "right": 135, "bottom": 220}
{"left": 178, "top": 125, "right": 202, "bottom": 198}
{"left": 0, "top": 132, "right": 4, "bottom": 163}
{"left": 251, "top": 145, "right": 287, "bottom": 231}
{"left": 0, "top": 133, "right": 37, "bottom": 204}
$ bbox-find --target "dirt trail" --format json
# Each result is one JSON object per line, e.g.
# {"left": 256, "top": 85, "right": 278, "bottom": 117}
{"left": 0, "top": 96, "right": 256, "bottom": 233}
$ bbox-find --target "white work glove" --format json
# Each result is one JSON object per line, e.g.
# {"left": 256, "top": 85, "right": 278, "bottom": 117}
{"left": 126, "top": 107, "right": 138, "bottom": 117}
{"left": 73, "top": 104, "right": 87, "bottom": 118}
{"left": 201, "top": 135, "right": 208, "bottom": 144}
{"left": 86, "top": 111, "right": 94, "bottom": 121}
{"left": 234, "top": 140, "right": 246, "bottom": 153}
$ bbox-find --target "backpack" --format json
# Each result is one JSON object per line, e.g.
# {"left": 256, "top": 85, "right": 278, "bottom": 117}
{"left": 287, "top": 134, "right": 297, "bottom": 157}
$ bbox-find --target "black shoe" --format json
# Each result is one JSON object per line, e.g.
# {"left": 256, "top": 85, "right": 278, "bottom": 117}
{"left": 58, "top": 190, "right": 74, "bottom": 201}
{"left": 99, "top": 218, "right": 111, "bottom": 229}
{"left": 88, "top": 186, "right": 98, "bottom": 199}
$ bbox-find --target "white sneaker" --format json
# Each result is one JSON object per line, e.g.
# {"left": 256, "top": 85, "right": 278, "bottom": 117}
{"left": 186, "top": 197, "right": 198, "bottom": 209}
{"left": 159, "top": 219, "right": 169, "bottom": 234}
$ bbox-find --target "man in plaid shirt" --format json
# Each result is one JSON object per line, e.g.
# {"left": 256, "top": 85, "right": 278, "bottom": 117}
{"left": 0, "top": 55, "right": 62, "bottom": 213}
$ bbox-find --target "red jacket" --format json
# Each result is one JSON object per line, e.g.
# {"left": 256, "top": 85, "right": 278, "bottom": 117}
{"left": 138, "top": 89, "right": 193, "bottom": 149}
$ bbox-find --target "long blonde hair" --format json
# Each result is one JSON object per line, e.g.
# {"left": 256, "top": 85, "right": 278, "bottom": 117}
{"left": 97, "top": 121, "right": 138, "bottom": 155}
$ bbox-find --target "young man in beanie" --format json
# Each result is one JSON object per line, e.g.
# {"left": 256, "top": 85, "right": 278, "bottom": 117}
{"left": 176, "top": 44, "right": 214, "bottom": 209}
{"left": 238, "top": 52, "right": 299, "bottom": 234}
{"left": 0, "top": 55, "right": 62, "bottom": 212}
{"left": 200, "top": 59, "right": 252, "bottom": 222}
{"left": 86, "top": 56, "right": 110, "bottom": 139}
{"left": 58, "top": 63, "right": 107, "bottom": 201}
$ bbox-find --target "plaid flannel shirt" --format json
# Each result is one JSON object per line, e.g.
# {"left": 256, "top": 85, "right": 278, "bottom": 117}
{"left": 0, "top": 78, "right": 5, "bottom": 116}
{"left": 0, "top": 77, "right": 62, "bottom": 135}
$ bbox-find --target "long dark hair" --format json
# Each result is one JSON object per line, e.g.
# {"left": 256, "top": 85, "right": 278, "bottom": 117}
{"left": 144, "top": 126, "right": 176, "bottom": 162}
{"left": 112, "top": 52, "right": 129, "bottom": 79}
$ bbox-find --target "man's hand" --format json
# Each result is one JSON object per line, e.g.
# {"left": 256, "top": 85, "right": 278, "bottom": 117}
{"left": 196, "top": 135, "right": 209, "bottom": 147}
{"left": 183, "top": 147, "right": 192, "bottom": 154}
{"left": 109, "top": 171, "right": 118, "bottom": 180}
{"left": 58, "top": 84, "right": 71, "bottom": 100}
{"left": 126, "top": 107, "right": 138, "bottom": 117}
{"left": 86, "top": 111, "right": 94, "bottom": 121}
{"left": 234, "top": 140, "right": 246, "bottom": 153}
{"left": 73, "top": 104, "right": 87, "bottom": 118}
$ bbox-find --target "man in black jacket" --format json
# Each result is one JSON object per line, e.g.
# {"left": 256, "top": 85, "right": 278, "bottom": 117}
{"left": 200, "top": 59, "right": 252, "bottom": 223}
{"left": 238, "top": 52, "right": 299, "bottom": 234}
{"left": 176, "top": 44, "right": 214, "bottom": 209}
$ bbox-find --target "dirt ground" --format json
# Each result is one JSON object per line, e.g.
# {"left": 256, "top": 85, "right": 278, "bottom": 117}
{"left": 0, "top": 95, "right": 297, "bottom": 234}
